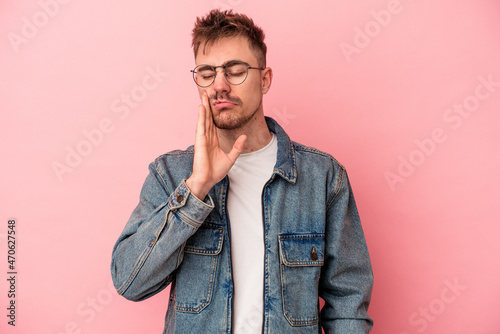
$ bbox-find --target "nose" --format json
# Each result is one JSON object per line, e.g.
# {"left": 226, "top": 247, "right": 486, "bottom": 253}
{"left": 211, "top": 67, "right": 231, "bottom": 93}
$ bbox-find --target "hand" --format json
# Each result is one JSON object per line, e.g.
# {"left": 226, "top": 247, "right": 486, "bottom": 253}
{"left": 186, "top": 92, "right": 247, "bottom": 199}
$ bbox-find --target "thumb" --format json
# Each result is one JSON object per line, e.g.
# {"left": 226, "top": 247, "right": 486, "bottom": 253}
{"left": 227, "top": 134, "right": 247, "bottom": 163}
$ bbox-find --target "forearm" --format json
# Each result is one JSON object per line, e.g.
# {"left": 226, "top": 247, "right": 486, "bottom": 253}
{"left": 320, "top": 169, "right": 373, "bottom": 332}
{"left": 111, "top": 178, "right": 214, "bottom": 301}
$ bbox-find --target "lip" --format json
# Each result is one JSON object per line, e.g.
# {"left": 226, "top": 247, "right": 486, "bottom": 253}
{"left": 213, "top": 101, "right": 236, "bottom": 109}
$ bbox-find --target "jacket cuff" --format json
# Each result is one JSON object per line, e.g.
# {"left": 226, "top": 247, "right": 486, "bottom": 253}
{"left": 324, "top": 319, "right": 373, "bottom": 334}
{"left": 167, "top": 180, "right": 214, "bottom": 228}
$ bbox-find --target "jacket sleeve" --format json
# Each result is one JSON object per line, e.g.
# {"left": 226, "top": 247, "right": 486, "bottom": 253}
{"left": 319, "top": 168, "right": 374, "bottom": 333}
{"left": 110, "top": 161, "right": 214, "bottom": 301}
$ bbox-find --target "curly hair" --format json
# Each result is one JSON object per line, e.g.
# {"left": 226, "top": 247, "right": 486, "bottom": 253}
{"left": 192, "top": 9, "right": 267, "bottom": 67}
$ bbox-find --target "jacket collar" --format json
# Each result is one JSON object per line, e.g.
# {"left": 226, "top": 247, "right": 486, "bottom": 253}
{"left": 265, "top": 117, "right": 297, "bottom": 184}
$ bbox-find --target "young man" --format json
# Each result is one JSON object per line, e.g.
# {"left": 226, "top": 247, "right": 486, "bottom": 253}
{"left": 111, "top": 9, "right": 373, "bottom": 333}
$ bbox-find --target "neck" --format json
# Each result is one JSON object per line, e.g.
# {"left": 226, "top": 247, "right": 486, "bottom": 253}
{"left": 217, "top": 115, "right": 272, "bottom": 154}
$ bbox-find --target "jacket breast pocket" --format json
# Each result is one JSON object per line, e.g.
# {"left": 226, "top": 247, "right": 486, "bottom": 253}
{"left": 279, "top": 233, "right": 325, "bottom": 326}
{"left": 173, "top": 223, "right": 223, "bottom": 313}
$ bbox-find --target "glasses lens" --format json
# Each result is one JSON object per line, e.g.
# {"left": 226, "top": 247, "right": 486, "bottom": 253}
{"left": 194, "top": 65, "right": 216, "bottom": 87}
{"left": 225, "top": 62, "right": 248, "bottom": 85}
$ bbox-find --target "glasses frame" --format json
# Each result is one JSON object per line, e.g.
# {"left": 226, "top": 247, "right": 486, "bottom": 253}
{"left": 190, "top": 61, "right": 265, "bottom": 88}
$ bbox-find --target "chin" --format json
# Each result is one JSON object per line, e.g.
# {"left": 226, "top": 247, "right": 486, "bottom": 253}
{"left": 214, "top": 114, "right": 246, "bottom": 130}
{"left": 213, "top": 104, "right": 260, "bottom": 130}
{"left": 214, "top": 120, "right": 241, "bottom": 130}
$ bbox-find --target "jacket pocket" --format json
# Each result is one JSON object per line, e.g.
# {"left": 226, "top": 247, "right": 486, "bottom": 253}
{"left": 278, "top": 233, "right": 325, "bottom": 326}
{"left": 173, "top": 223, "right": 223, "bottom": 313}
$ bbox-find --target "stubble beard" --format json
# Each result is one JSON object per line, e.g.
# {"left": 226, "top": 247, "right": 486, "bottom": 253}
{"left": 211, "top": 94, "right": 262, "bottom": 130}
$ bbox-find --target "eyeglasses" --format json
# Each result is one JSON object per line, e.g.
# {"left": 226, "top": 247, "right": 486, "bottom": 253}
{"left": 191, "top": 61, "right": 265, "bottom": 87}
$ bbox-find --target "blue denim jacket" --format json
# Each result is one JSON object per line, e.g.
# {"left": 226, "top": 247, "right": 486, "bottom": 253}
{"left": 111, "top": 117, "right": 373, "bottom": 333}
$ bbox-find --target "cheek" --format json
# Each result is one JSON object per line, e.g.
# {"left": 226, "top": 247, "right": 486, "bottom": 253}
{"left": 239, "top": 80, "right": 262, "bottom": 101}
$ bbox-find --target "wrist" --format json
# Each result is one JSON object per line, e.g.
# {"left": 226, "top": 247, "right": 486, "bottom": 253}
{"left": 185, "top": 177, "right": 212, "bottom": 200}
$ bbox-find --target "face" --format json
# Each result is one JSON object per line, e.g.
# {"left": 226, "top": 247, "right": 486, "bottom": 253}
{"left": 195, "top": 36, "right": 272, "bottom": 130}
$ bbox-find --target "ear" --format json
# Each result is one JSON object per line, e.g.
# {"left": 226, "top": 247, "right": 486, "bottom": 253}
{"left": 261, "top": 67, "right": 273, "bottom": 94}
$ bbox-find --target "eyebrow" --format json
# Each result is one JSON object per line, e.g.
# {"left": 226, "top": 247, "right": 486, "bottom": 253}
{"left": 197, "top": 60, "right": 251, "bottom": 68}
{"left": 197, "top": 65, "right": 214, "bottom": 71}
{"left": 221, "top": 59, "right": 249, "bottom": 67}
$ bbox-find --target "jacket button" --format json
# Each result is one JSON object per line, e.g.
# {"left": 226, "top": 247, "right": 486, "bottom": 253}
{"left": 176, "top": 194, "right": 184, "bottom": 202}
{"left": 310, "top": 247, "right": 318, "bottom": 261}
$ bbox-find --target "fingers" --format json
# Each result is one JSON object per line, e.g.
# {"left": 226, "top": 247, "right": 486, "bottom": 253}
{"left": 196, "top": 92, "right": 211, "bottom": 138}
{"left": 226, "top": 134, "right": 247, "bottom": 163}
{"left": 196, "top": 101, "right": 206, "bottom": 137}
{"left": 202, "top": 92, "right": 212, "bottom": 134}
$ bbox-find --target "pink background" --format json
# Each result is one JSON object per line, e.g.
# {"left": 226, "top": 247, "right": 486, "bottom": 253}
{"left": 2, "top": 1, "right": 500, "bottom": 333}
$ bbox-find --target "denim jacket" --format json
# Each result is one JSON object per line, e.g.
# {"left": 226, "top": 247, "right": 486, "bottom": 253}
{"left": 111, "top": 117, "right": 373, "bottom": 333}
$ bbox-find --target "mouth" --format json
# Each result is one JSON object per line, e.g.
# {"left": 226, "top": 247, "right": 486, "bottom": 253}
{"left": 212, "top": 100, "right": 236, "bottom": 110}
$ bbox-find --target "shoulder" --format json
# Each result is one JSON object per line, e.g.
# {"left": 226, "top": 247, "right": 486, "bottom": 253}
{"left": 153, "top": 146, "right": 194, "bottom": 167}
{"left": 146, "top": 146, "right": 194, "bottom": 192}
{"left": 290, "top": 141, "right": 349, "bottom": 201}
{"left": 291, "top": 141, "right": 345, "bottom": 173}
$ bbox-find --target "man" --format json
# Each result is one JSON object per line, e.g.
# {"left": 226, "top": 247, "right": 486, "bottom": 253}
{"left": 111, "top": 9, "right": 373, "bottom": 333}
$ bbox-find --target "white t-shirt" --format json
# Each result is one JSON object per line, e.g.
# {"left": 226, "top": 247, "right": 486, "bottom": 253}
{"left": 227, "top": 133, "right": 277, "bottom": 333}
